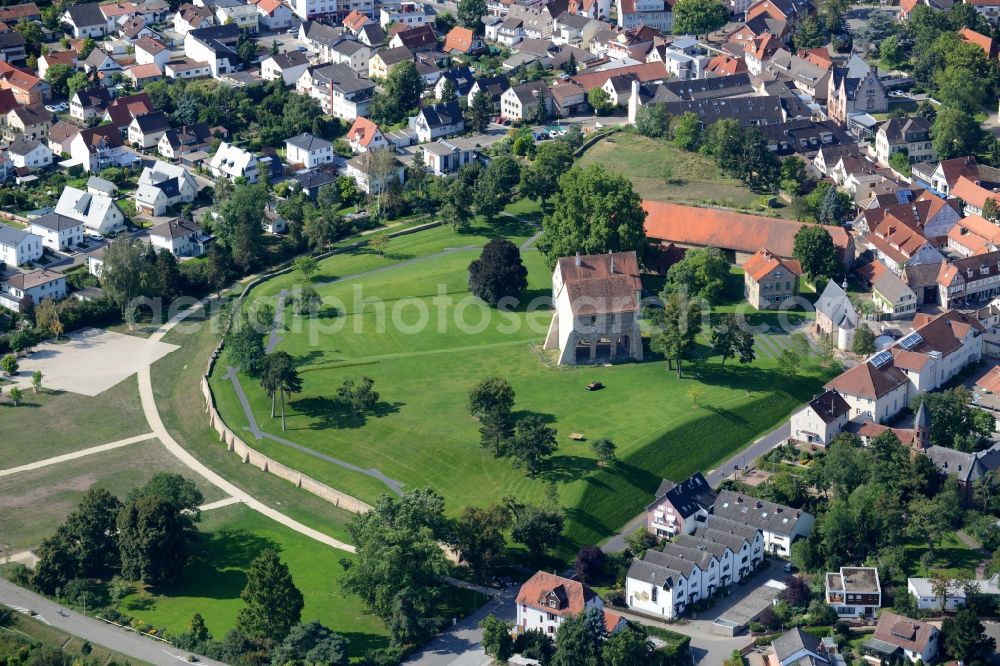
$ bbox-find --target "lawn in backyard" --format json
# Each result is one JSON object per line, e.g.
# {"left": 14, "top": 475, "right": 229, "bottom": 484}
{"left": 901, "top": 533, "right": 983, "bottom": 578}
{"left": 0, "top": 438, "right": 225, "bottom": 552}
{"left": 120, "top": 504, "right": 391, "bottom": 656}
{"left": 0, "top": 375, "right": 148, "bottom": 468}
{"left": 209, "top": 221, "right": 837, "bottom": 560}
{"left": 577, "top": 132, "right": 798, "bottom": 219}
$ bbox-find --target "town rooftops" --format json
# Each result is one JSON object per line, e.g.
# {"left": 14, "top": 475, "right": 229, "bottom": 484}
{"left": 270, "top": 50, "right": 309, "bottom": 69}
{"left": 286, "top": 132, "right": 333, "bottom": 152}
{"left": 418, "top": 100, "right": 462, "bottom": 128}
{"left": 0, "top": 223, "right": 31, "bottom": 247}
{"left": 4, "top": 268, "right": 63, "bottom": 290}
{"left": 895, "top": 309, "right": 984, "bottom": 357}
{"left": 29, "top": 212, "right": 82, "bottom": 232}
{"left": 134, "top": 37, "right": 167, "bottom": 55}
{"left": 772, "top": 628, "right": 823, "bottom": 664}
{"left": 713, "top": 490, "right": 809, "bottom": 537}
{"left": 393, "top": 24, "right": 437, "bottom": 50}
{"left": 132, "top": 110, "right": 171, "bottom": 133}
{"left": 939, "top": 249, "right": 1000, "bottom": 287}
{"left": 75, "top": 86, "right": 112, "bottom": 109}
{"left": 806, "top": 389, "right": 850, "bottom": 424}
{"left": 65, "top": 3, "right": 106, "bottom": 27}
{"left": 7, "top": 138, "right": 43, "bottom": 157}
{"left": 649, "top": 472, "right": 717, "bottom": 518}
{"left": 743, "top": 247, "right": 801, "bottom": 282}
{"left": 642, "top": 201, "right": 852, "bottom": 264}
{"left": 443, "top": 26, "right": 476, "bottom": 53}
{"left": 515, "top": 571, "right": 596, "bottom": 616}
{"left": 347, "top": 117, "right": 381, "bottom": 147}
{"left": 825, "top": 355, "right": 908, "bottom": 400}
{"left": 149, "top": 217, "right": 201, "bottom": 240}
{"left": 375, "top": 45, "right": 413, "bottom": 66}
{"left": 925, "top": 442, "right": 1000, "bottom": 484}
{"left": 311, "top": 63, "right": 375, "bottom": 94}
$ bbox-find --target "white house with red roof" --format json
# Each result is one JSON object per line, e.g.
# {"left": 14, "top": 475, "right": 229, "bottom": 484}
{"left": 515, "top": 571, "right": 608, "bottom": 636}
{"left": 543, "top": 251, "right": 643, "bottom": 365}
{"left": 346, "top": 116, "right": 388, "bottom": 153}
{"left": 743, "top": 248, "right": 801, "bottom": 310}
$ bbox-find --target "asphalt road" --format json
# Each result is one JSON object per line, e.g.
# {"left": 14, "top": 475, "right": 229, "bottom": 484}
{"left": 0, "top": 579, "right": 227, "bottom": 666}
{"left": 403, "top": 588, "right": 517, "bottom": 666}
{"left": 601, "top": 421, "right": 791, "bottom": 553}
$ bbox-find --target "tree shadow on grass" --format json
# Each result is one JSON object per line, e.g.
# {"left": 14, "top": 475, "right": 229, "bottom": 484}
{"left": 294, "top": 350, "right": 326, "bottom": 367}
{"left": 291, "top": 395, "right": 403, "bottom": 430}
{"left": 541, "top": 454, "right": 601, "bottom": 485}
{"left": 510, "top": 409, "right": 557, "bottom": 425}
{"left": 467, "top": 216, "right": 537, "bottom": 240}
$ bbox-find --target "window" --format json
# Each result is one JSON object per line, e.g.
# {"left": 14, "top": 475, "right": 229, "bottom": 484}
{"left": 651, "top": 586, "right": 658, "bottom": 603}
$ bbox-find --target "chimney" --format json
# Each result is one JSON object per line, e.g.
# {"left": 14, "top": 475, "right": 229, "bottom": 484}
{"left": 575, "top": 252, "right": 581, "bottom": 266}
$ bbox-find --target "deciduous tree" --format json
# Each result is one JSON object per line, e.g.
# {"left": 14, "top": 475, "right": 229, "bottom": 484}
{"left": 468, "top": 238, "right": 528, "bottom": 306}
{"left": 508, "top": 415, "right": 558, "bottom": 476}
{"left": 467, "top": 376, "right": 516, "bottom": 456}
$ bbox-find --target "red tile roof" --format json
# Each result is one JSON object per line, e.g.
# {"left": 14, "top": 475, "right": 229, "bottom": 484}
{"left": 516, "top": 571, "right": 596, "bottom": 617}
{"left": 706, "top": 54, "right": 747, "bottom": 76}
{"left": 343, "top": 9, "right": 369, "bottom": 31}
{"left": 952, "top": 176, "right": 997, "bottom": 211}
{"left": 743, "top": 247, "right": 802, "bottom": 281}
{"left": 825, "top": 358, "right": 908, "bottom": 400}
{"left": 976, "top": 364, "right": 1000, "bottom": 393}
{"left": 959, "top": 27, "right": 995, "bottom": 57}
{"left": 571, "top": 62, "right": 666, "bottom": 91}
{"left": 444, "top": 26, "right": 475, "bottom": 53}
{"left": 643, "top": 201, "right": 852, "bottom": 264}
{"left": 347, "top": 116, "right": 382, "bottom": 147}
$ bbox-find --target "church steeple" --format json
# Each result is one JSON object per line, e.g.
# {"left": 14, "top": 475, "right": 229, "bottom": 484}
{"left": 914, "top": 400, "right": 931, "bottom": 449}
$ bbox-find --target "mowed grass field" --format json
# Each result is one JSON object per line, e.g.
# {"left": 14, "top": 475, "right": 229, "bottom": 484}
{"left": 0, "top": 375, "right": 148, "bottom": 468}
{"left": 578, "top": 133, "right": 798, "bottom": 219}
{"left": 0, "top": 439, "right": 225, "bottom": 552}
{"left": 121, "top": 504, "right": 391, "bottom": 656}
{"left": 209, "top": 221, "right": 836, "bottom": 558}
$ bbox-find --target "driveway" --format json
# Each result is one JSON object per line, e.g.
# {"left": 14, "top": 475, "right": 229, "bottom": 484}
{"left": 0, "top": 579, "right": 227, "bottom": 666}
{"left": 403, "top": 588, "right": 517, "bottom": 666}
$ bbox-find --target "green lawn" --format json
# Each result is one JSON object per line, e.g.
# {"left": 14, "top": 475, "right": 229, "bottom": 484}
{"left": 0, "top": 439, "right": 225, "bottom": 552}
{"left": 120, "top": 504, "right": 391, "bottom": 656}
{"left": 578, "top": 133, "right": 798, "bottom": 219}
{"left": 0, "top": 375, "right": 148, "bottom": 468}
{"left": 209, "top": 222, "right": 835, "bottom": 559}
{"left": 902, "top": 533, "right": 983, "bottom": 578}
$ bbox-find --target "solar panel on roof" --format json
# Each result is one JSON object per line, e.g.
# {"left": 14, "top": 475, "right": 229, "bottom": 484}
{"left": 870, "top": 351, "right": 893, "bottom": 368}
{"left": 899, "top": 332, "right": 923, "bottom": 350}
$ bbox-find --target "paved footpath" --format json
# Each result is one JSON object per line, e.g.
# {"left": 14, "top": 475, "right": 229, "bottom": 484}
{"left": 403, "top": 588, "right": 517, "bottom": 666}
{"left": 137, "top": 298, "right": 356, "bottom": 553}
{"left": 0, "top": 579, "right": 228, "bottom": 666}
{"left": 0, "top": 433, "right": 155, "bottom": 478}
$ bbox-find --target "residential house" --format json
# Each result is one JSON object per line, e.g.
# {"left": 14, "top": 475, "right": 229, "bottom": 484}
{"left": 149, "top": 218, "right": 206, "bottom": 257}
{"left": 550, "top": 79, "right": 587, "bottom": 116}
{"left": 125, "top": 63, "right": 165, "bottom": 86}
{"left": 285, "top": 132, "right": 334, "bottom": 168}
{"left": 872, "top": 116, "right": 935, "bottom": 168}
{"left": 3, "top": 105, "right": 52, "bottom": 142}
{"left": 7, "top": 138, "right": 53, "bottom": 170}
{"left": 173, "top": 3, "right": 214, "bottom": 35}
{"left": 495, "top": 16, "right": 525, "bottom": 46}
{"left": 865, "top": 216, "right": 945, "bottom": 275}
{"left": 854, "top": 191, "right": 961, "bottom": 246}
{"left": 135, "top": 161, "right": 199, "bottom": 215}
{"left": 261, "top": 51, "right": 310, "bottom": 85}
{"left": 389, "top": 25, "right": 438, "bottom": 52}
{"left": 103, "top": 92, "right": 154, "bottom": 133}
{"left": 568, "top": 0, "right": 610, "bottom": 19}
{"left": 742, "top": 247, "right": 801, "bottom": 310}
{"left": 119, "top": 16, "right": 157, "bottom": 40}
{"left": 165, "top": 58, "right": 212, "bottom": 79}
{"left": 552, "top": 12, "right": 603, "bottom": 47}
{"left": 346, "top": 116, "right": 388, "bottom": 153}
{"left": 501, "top": 80, "right": 552, "bottom": 121}
{"left": 355, "top": 21, "right": 385, "bottom": 47}
{"left": 87, "top": 176, "right": 117, "bottom": 196}
{"left": 131, "top": 38, "right": 169, "bottom": 69}
{"left": 645, "top": 472, "right": 716, "bottom": 538}
{"left": 771, "top": 629, "right": 831, "bottom": 666}
{"left": 908, "top": 572, "right": 1000, "bottom": 610}
{"left": 158, "top": 123, "right": 213, "bottom": 159}
{"left": 127, "top": 110, "right": 171, "bottom": 148}
{"left": 825, "top": 567, "right": 881, "bottom": 618}
{"left": 379, "top": 1, "right": 431, "bottom": 28}
{"left": 516, "top": 571, "right": 604, "bottom": 636}
{"left": 968, "top": 0, "right": 1000, "bottom": 21}
{"left": 0, "top": 269, "right": 66, "bottom": 312}
{"left": 99, "top": 1, "right": 141, "bottom": 33}
{"left": 713, "top": 490, "right": 813, "bottom": 556}
{"left": 82, "top": 49, "right": 122, "bottom": 80}
{"left": 616, "top": 0, "right": 672, "bottom": 32}
{"left": 297, "top": 63, "right": 375, "bottom": 120}
{"left": 63, "top": 3, "right": 108, "bottom": 38}
{"left": 862, "top": 612, "right": 939, "bottom": 664}
{"left": 0, "top": 33, "right": 27, "bottom": 64}
{"left": 827, "top": 63, "right": 888, "bottom": 126}
{"left": 209, "top": 141, "right": 258, "bottom": 183}
{"left": 421, "top": 137, "right": 479, "bottom": 176}
{"left": 184, "top": 24, "right": 240, "bottom": 78}
{"left": 542, "top": 251, "right": 643, "bottom": 365}
{"left": 938, "top": 249, "right": 1000, "bottom": 307}
{"left": 951, "top": 175, "right": 1000, "bottom": 217}
{"left": 212, "top": 0, "right": 258, "bottom": 33}
{"left": 0, "top": 224, "right": 43, "bottom": 266}
{"left": 433, "top": 66, "right": 476, "bottom": 100}
{"left": 467, "top": 75, "right": 509, "bottom": 111}
{"left": 824, "top": 353, "right": 910, "bottom": 424}
{"left": 55, "top": 186, "right": 125, "bottom": 235}
{"left": 368, "top": 46, "right": 413, "bottom": 79}
{"left": 48, "top": 121, "right": 79, "bottom": 156}
{"left": 0, "top": 3, "right": 41, "bottom": 26}
{"left": 343, "top": 151, "right": 404, "bottom": 193}
{"left": 328, "top": 40, "right": 371, "bottom": 72}
{"left": 871, "top": 266, "right": 918, "bottom": 318}
{"left": 790, "top": 389, "right": 852, "bottom": 446}
{"left": 947, "top": 214, "right": 1000, "bottom": 257}
{"left": 28, "top": 213, "right": 85, "bottom": 251}
{"left": 70, "top": 86, "right": 112, "bottom": 122}
{"left": 263, "top": 206, "right": 287, "bottom": 234}
{"left": 290, "top": 0, "right": 337, "bottom": 21}
{"left": 443, "top": 26, "right": 486, "bottom": 55}
{"left": 414, "top": 101, "right": 464, "bottom": 143}
{"left": 37, "top": 51, "right": 80, "bottom": 81}
{"left": 251, "top": 0, "right": 293, "bottom": 30}
{"left": 0, "top": 62, "right": 50, "bottom": 105}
